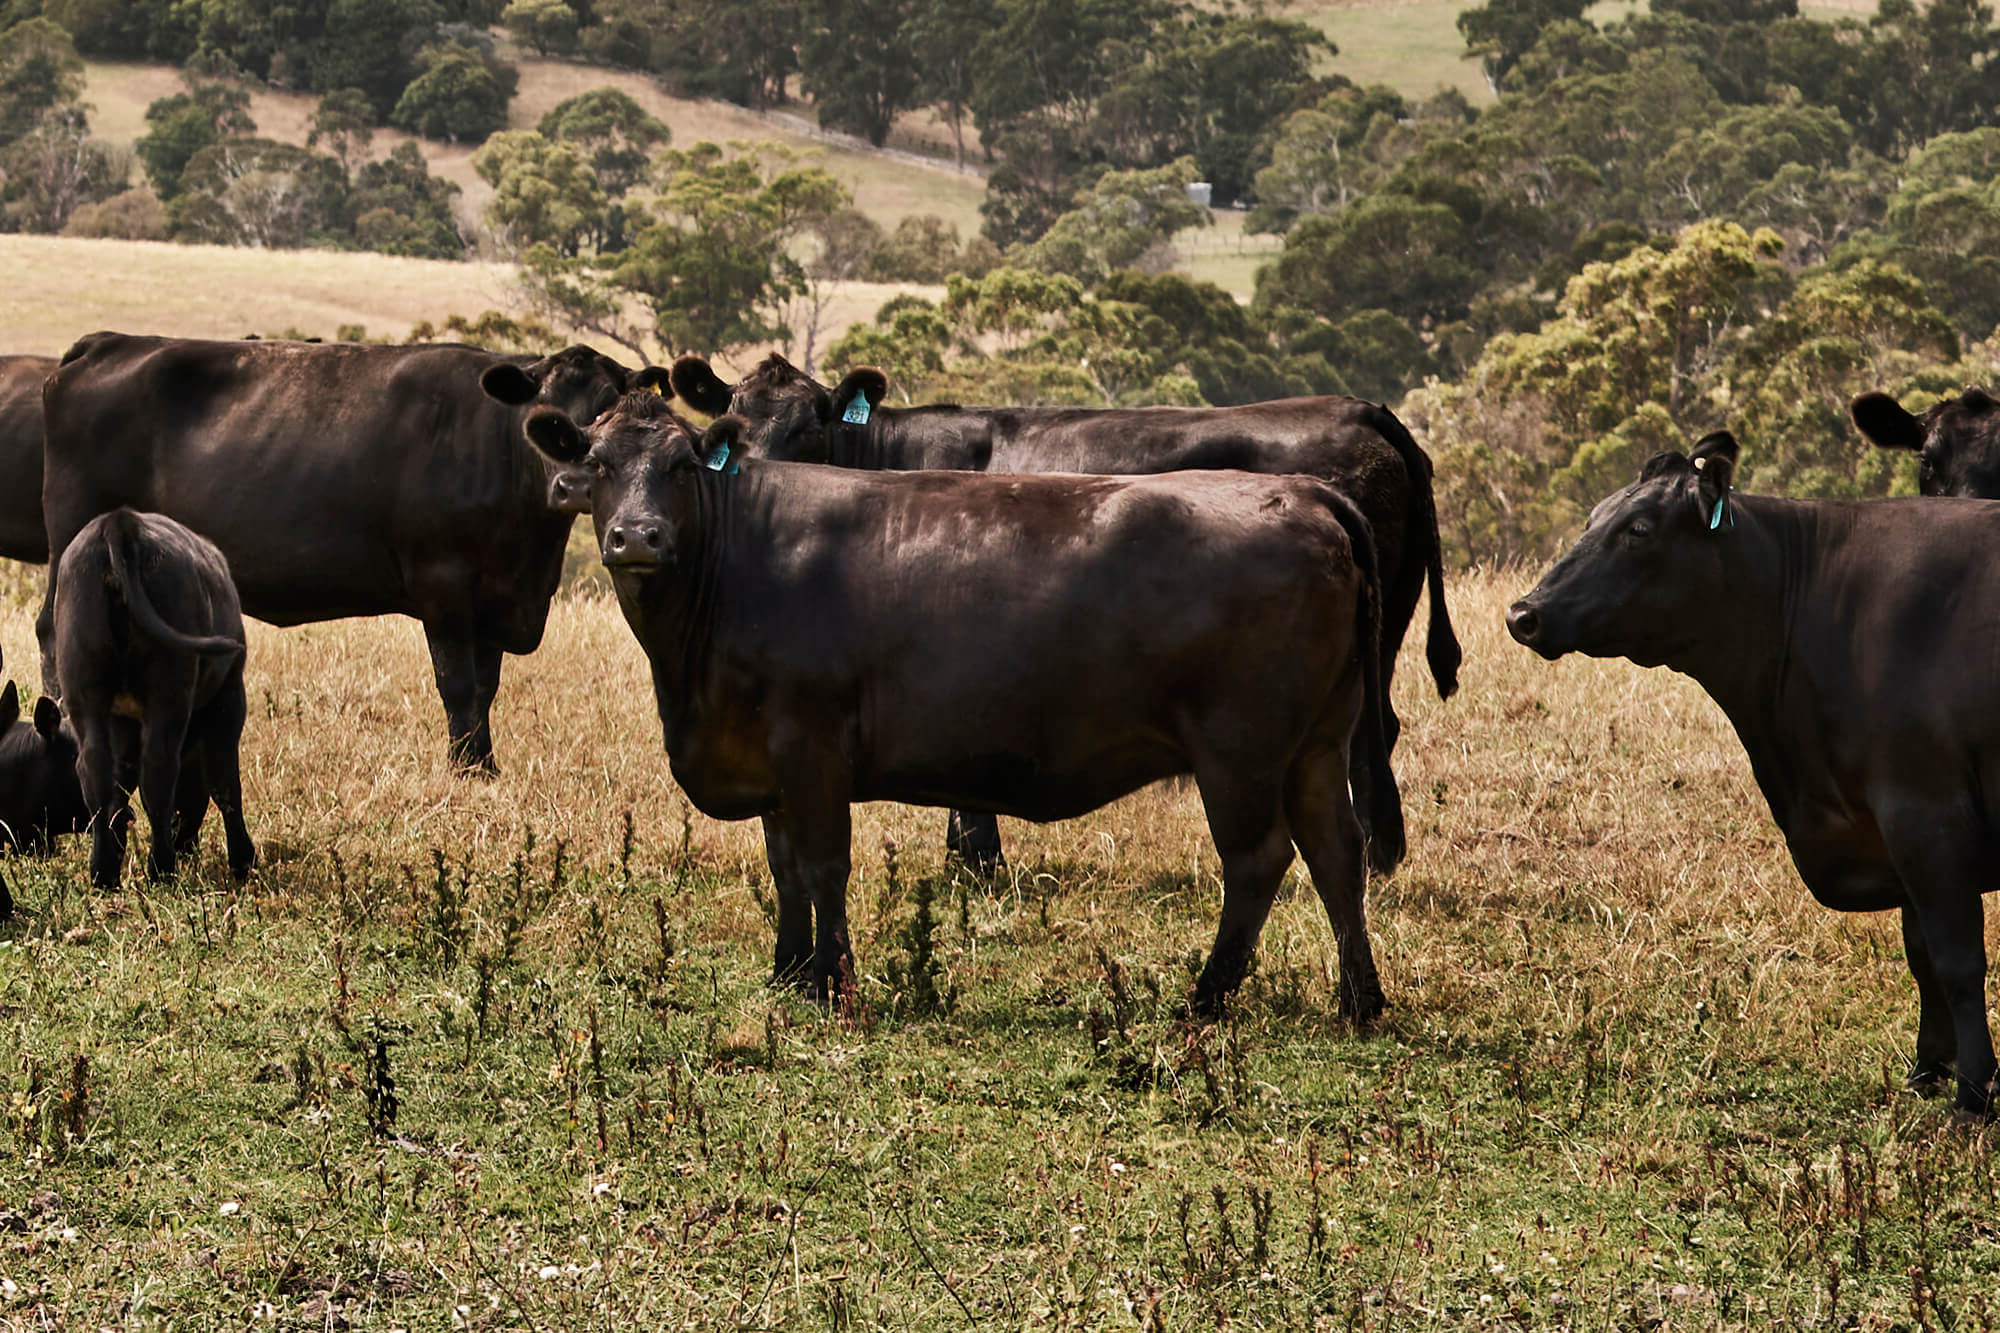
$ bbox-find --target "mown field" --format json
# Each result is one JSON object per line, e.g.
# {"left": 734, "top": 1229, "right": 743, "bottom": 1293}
{"left": 0, "top": 561, "right": 1994, "bottom": 1328}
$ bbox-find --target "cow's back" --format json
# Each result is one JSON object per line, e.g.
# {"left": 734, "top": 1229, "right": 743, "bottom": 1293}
{"left": 43, "top": 334, "right": 564, "bottom": 642}
{"left": 0, "top": 355, "right": 55, "bottom": 563}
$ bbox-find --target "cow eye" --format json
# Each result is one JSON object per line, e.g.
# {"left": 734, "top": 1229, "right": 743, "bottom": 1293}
{"left": 1624, "top": 518, "right": 1653, "bottom": 543}
{"left": 586, "top": 454, "right": 608, "bottom": 475}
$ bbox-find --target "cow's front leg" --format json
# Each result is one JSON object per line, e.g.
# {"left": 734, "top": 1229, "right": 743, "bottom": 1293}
{"left": 1887, "top": 817, "right": 1995, "bottom": 1117}
{"left": 760, "top": 815, "right": 817, "bottom": 988}
{"left": 1902, "top": 905, "right": 1958, "bottom": 1097}
{"left": 422, "top": 620, "right": 496, "bottom": 776}
{"left": 945, "top": 810, "right": 1005, "bottom": 878}
{"left": 761, "top": 797, "right": 854, "bottom": 1001}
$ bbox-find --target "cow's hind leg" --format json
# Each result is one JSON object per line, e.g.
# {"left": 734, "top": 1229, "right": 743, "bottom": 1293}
{"left": 1190, "top": 771, "right": 1294, "bottom": 1017}
{"left": 200, "top": 679, "right": 255, "bottom": 880}
{"left": 138, "top": 703, "right": 193, "bottom": 883}
{"left": 1287, "top": 745, "right": 1383, "bottom": 1023}
{"left": 945, "top": 810, "right": 1005, "bottom": 878}
{"left": 172, "top": 748, "right": 208, "bottom": 861}
{"left": 77, "top": 714, "right": 136, "bottom": 890}
{"left": 1902, "top": 905, "right": 1957, "bottom": 1097}
{"left": 762, "top": 798, "right": 855, "bottom": 999}
{"left": 423, "top": 622, "right": 496, "bottom": 777}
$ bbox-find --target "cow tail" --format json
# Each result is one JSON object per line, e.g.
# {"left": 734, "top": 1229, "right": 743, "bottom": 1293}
{"left": 1368, "top": 403, "right": 1461, "bottom": 700}
{"left": 103, "top": 510, "right": 244, "bottom": 660}
{"left": 1327, "top": 492, "right": 1406, "bottom": 876}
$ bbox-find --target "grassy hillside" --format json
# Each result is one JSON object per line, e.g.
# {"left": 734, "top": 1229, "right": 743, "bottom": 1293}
{"left": 0, "top": 234, "right": 933, "bottom": 375}
{"left": 79, "top": 55, "right": 989, "bottom": 242}
{"left": 0, "top": 566, "right": 1992, "bottom": 1324}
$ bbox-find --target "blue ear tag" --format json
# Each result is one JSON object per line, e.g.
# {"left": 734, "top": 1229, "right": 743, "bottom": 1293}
{"left": 841, "top": 395, "right": 872, "bottom": 425}
{"left": 704, "top": 440, "right": 739, "bottom": 475}
{"left": 1709, "top": 490, "right": 1732, "bottom": 530}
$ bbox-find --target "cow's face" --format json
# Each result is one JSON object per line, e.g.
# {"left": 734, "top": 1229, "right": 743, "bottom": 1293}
{"left": 480, "top": 348, "right": 670, "bottom": 512}
{"left": 1852, "top": 387, "right": 2000, "bottom": 498}
{"left": 669, "top": 354, "right": 887, "bottom": 463}
{"left": 1508, "top": 432, "right": 1741, "bottom": 669}
{"left": 0, "top": 684, "right": 84, "bottom": 854}
{"left": 522, "top": 392, "right": 732, "bottom": 575}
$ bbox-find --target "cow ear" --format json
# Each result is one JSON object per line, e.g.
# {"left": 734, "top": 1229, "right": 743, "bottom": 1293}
{"left": 670, "top": 356, "right": 734, "bottom": 416}
{"left": 1850, "top": 392, "right": 1924, "bottom": 452}
{"left": 698, "top": 415, "right": 749, "bottom": 471}
{"left": 1690, "top": 429, "right": 1739, "bottom": 525}
{"left": 523, "top": 406, "right": 588, "bottom": 462}
{"left": 32, "top": 695, "right": 60, "bottom": 740}
{"left": 0, "top": 681, "right": 17, "bottom": 734}
{"left": 828, "top": 368, "right": 888, "bottom": 426}
{"left": 634, "top": 365, "right": 672, "bottom": 396}
{"left": 481, "top": 362, "right": 541, "bottom": 405}
{"left": 1963, "top": 385, "right": 1996, "bottom": 413}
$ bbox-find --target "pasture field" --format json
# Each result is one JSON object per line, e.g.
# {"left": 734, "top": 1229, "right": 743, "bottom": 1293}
{"left": 0, "top": 564, "right": 1994, "bottom": 1328}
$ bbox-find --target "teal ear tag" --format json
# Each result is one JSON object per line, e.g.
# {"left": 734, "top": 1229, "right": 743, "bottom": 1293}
{"left": 1709, "top": 491, "right": 1732, "bottom": 530}
{"left": 704, "top": 441, "right": 738, "bottom": 475}
{"left": 841, "top": 395, "right": 872, "bottom": 425}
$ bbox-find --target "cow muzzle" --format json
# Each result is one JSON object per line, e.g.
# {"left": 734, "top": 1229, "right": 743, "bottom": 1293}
{"left": 1505, "top": 600, "right": 1560, "bottom": 658}
{"left": 602, "top": 520, "right": 667, "bottom": 568}
{"left": 549, "top": 473, "right": 591, "bottom": 514}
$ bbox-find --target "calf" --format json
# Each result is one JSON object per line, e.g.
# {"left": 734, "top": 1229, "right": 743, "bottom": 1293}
{"left": 1509, "top": 431, "right": 2000, "bottom": 1116}
{"left": 530, "top": 392, "right": 1404, "bottom": 1017}
{"left": 0, "top": 659, "right": 87, "bottom": 917}
{"left": 55, "top": 509, "right": 254, "bottom": 888}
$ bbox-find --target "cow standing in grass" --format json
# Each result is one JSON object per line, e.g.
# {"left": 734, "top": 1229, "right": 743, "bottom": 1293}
{"left": 1509, "top": 430, "right": 2000, "bottom": 1116}
{"left": 38, "top": 333, "right": 662, "bottom": 773}
{"left": 530, "top": 391, "right": 1403, "bottom": 1018}
{"left": 669, "top": 353, "right": 1459, "bottom": 873}
{"left": 0, "top": 355, "right": 54, "bottom": 565}
{"left": 54, "top": 508, "right": 254, "bottom": 888}
{"left": 0, "top": 654, "right": 86, "bottom": 918}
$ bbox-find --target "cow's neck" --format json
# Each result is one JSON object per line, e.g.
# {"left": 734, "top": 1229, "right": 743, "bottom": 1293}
{"left": 629, "top": 474, "right": 730, "bottom": 752}
{"left": 827, "top": 411, "right": 992, "bottom": 471}
{"left": 1668, "top": 495, "right": 1844, "bottom": 824}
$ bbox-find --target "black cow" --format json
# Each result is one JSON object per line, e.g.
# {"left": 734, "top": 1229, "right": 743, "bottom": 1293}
{"left": 0, "top": 355, "right": 54, "bottom": 564}
{"left": 54, "top": 508, "right": 254, "bottom": 888}
{"left": 1508, "top": 430, "right": 2000, "bottom": 1116}
{"left": 669, "top": 353, "right": 1460, "bottom": 873}
{"left": 531, "top": 392, "right": 1404, "bottom": 1017}
{"left": 39, "top": 333, "right": 665, "bottom": 771}
{"left": 0, "top": 656, "right": 86, "bottom": 918}
{"left": 1851, "top": 386, "right": 2000, "bottom": 497}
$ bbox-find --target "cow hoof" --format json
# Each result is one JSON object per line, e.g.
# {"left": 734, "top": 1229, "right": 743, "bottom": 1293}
{"left": 1340, "top": 984, "right": 1387, "bottom": 1026}
{"left": 1908, "top": 1062, "right": 1953, "bottom": 1099}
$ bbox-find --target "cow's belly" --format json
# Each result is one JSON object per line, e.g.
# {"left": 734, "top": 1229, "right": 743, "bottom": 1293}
{"left": 862, "top": 735, "right": 1189, "bottom": 822}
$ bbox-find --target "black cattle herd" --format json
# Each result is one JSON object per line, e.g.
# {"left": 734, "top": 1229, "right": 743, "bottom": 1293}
{"left": 0, "top": 329, "right": 1997, "bottom": 1115}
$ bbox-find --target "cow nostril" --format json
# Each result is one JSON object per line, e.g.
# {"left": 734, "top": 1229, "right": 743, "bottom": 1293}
{"left": 642, "top": 524, "right": 663, "bottom": 549}
{"left": 1506, "top": 602, "right": 1541, "bottom": 643}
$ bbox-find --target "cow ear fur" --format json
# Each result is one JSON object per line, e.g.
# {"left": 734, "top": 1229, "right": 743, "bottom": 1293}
{"left": 1690, "top": 429, "right": 1739, "bottom": 522}
{"left": 32, "top": 695, "right": 59, "bottom": 740}
{"left": 829, "top": 368, "right": 888, "bottom": 424}
{"left": 699, "top": 415, "right": 748, "bottom": 468}
{"left": 634, "top": 365, "right": 673, "bottom": 395}
{"left": 523, "top": 406, "right": 588, "bottom": 462}
{"left": 1850, "top": 392, "right": 1925, "bottom": 452}
{"left": 0, "top": 681, "right": 16, "bottom": 734}
{"left": 1963, "top": 385, "right": 1996, "bottom": 413}
{"left": 671, "top": 356, "right": 734, "bottom": 416}
{"left": 480, "top": 363, "right": 541, "bottom": 405}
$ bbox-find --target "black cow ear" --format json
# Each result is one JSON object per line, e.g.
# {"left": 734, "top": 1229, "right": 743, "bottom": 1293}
{"left": 698, "top": 415, "right": 748, "bottom": 469}
{"left": 670, "top": 356, "right": 734, "bottom": 416}
{"left": 635, "top": 365, "right": 672, "bottom": 396}
{"left": 0, "top": 681, "right": 17, "bottom": 734}
{"left": 1690, "top": 429, "right": 1739, "bottom": 526}
{"left": 1850, "top": 392, "right": 1924, "bottom": 451}
{"left": 1963, "top": 385, "right": 1996, "bottom": 413}
{"left": 32, "top": 695, "right": 60, "bottom": 740}
{"left": 828, "top": 367, "right": 888, "bottom": 425}
{"left": 481, "top": 362, "right": 541, "bottom": 405}
{"left": 523, "top": 406, "right": 588, "bottom": 462}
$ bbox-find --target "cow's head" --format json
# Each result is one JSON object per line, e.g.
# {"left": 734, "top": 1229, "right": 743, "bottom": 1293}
{"left": 521, "top": 391, "right": 740, "bottom": 575}
{"left": 1507, "top": 431, "right": 1742, "bottom": 669}
{"left": 1851, "top": 387, "right": 2000, "bottom": 498}
{"left": 479, "top": 347, "right": 671, "bottom": 511}
{"left": 0, "top": 680, "right": 85, "bottom": 855}
{"left": 668, "top": 353, "right": 886, "bottom": 463}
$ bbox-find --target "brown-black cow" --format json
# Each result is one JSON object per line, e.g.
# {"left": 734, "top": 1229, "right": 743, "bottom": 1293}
{"left": 0, "top": 355, "right": 54, "bottom": 564}
{"left": 531, "top": 391, "right": 1404, "bottom": 1018}
{"left": 1508, "top": 430, "right": 2000, "bottom": 1117}
{"left": 39, "top": 333, "right": 666, "bottom": 771}
{"left": 1852, "top": 386, "right": 2000, "bottom": 498}
{"left": 0, "top": 652, "right": 86, "bottom": 918}
{"left": 669, "top": 353, "right": 1459, "bottom": 873}
{"left": 54, "top": 508, "right": 253, "bottom": 888}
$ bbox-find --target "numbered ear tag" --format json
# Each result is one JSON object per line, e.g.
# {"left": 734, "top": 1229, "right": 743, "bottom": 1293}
{"left": 704, "top": 441, "right": 738, "bottom": 474}
{"left": 841, "top": 395, "right": 872, "bottom": 425}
